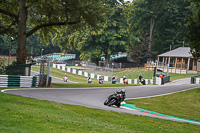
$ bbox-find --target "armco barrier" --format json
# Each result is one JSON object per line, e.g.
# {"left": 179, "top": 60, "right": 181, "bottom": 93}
{"left": 52, "top": 64, "right": 170, "bottom": 85}
{"left": 0, "top": 75, "right": 39, "bottom": 87}
{"left": 191, "top": 77, "right": 200, "bottom": 84}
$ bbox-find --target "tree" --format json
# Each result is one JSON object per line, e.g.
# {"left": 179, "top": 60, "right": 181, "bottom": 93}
{"left": 126, "top": 0, "right": 192, "bottom": 56}
{"left": 54, "top": 0, "right": 128, "bottom": 66}
{"left": 185, "top": 0, "right": 200, "bottom": 58}
{"left": 127, "top": 33, "right": 150, "bottom": 67}
{"left": 0, "top": 0, "right": 106, "bottom": 64}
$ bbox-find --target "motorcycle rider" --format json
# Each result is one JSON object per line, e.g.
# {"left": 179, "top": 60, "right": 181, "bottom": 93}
{"left": 64, "top": 73, "right": 67, "bottom": 77}
{"left": 63, "top": 73, "right": 68, "bottom": 82}
{"left": 87, "top": 76, "right": 92, "bottom": 83}
{"left": 139, "top": 74, "right": 146, "bottom": 85}
{"left": 112, "top": 76, "right": 116, "bottom": 84}
{"left": 99, "top": 76, "right": 103, "bottom": 84}
{"left": 104, "top": 89, "right": 126, "bottom": 107}
{"left": 115, "top": 89, "right": 126, "bottom": 102}
{"left": 123, "top": 76, "right": 128, "bottom": 84}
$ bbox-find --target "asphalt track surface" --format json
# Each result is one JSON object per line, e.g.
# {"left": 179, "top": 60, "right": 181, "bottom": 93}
{"left": 2, "top": 77, "right": 200, "bottom": 125}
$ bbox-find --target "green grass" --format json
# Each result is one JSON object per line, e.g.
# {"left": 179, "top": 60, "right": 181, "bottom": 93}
{"left": 32, "top": 66, "right": 138, "bottom": 88}
{"left": 126, "top": 87, "right": 200, "bottom": 122}
{"left": 0, "top": 87, "right": 199, "bottom": 132}
{"left": 113, "top": 68, "right": 198, "bottom": 81}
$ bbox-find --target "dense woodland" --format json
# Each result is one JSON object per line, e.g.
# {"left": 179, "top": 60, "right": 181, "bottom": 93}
{"left": 0, "top": 0, "right": 199, "bottom": 66}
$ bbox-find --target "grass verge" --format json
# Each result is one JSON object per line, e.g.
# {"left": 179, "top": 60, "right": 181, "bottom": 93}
{"left": 113, "top": 68, "right": 198, "bottom": 81}
{"left": 0, "top": 88, "right": 199, "bottom": 133}
{"left": 126, "top": 87, "right": 200, "bottom": 122}
{"left": 31, "top": 66, "right": 138, "bottom": 87}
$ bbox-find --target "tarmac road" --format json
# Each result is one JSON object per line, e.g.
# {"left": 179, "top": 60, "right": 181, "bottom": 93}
{"left": 2, "top": 82, "right": 200, "bottom": 125}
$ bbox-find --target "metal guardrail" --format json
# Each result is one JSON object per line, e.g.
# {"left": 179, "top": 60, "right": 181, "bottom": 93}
{"left": 0, "top": 75, "right": 39, "bottom": 87}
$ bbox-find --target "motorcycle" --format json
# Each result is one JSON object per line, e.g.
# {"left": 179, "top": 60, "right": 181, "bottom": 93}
{"left": 63, "top": 76, "right": 68, "bottom": 82}
{"left": 124, "top": 79, "right": 128, "bottom": 84}
{"left": 141, "top": 78, "right": 146, "bottom": 85}
{"left": 104, "top": 92, "right": 125, "bottom": 107}
{"left": 99, "top": 79, "right": 103, "bottom": 84}
{"left": 88, "top": 79, "right": 92, "bottom": 83}
{"left": 112, "top": 79, "right": 116, "bottom": 84}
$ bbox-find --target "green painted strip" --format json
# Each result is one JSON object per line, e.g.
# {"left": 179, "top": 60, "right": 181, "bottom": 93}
{"left": 108, "top": 77, "right": 111, "bottom": 81}
{"left": 32, "top": 76, "right": 37, "bottom": 87}
{"left": 131, "top": 79, "right": 134, "bottom": 84}
{"left": 8, "top": 75, "right": 20, "bottom": 87}
{"left": 122, "top": 103, "right": 200, "bottom": 124}
{"left": 94, "top": 74, "right": 97, "bottom": 79}
{"left": 116, "top": 78, "right": 120, "bottom": 83}
{"left": 153, "top": 77, "right": 156, "bottom": 85}
{"left": 76, "top": 70, "right": 79, "bottom": 74}
{"left": 194, "top": 78, "right": 196, "bottom": 84}
{"left": 88, "top": 73, "right": 91, "bottom": 77}
{"left": 137, "top": 79, "right": 139, "bottom": 84}
{"left": 82, "top": 71, "right": 84, "bottom": 76}
{"left": 148, "top": 79, "right": 150, "bottom": 84}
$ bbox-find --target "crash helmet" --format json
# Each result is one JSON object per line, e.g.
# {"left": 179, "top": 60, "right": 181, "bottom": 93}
{"left": 123, "top": 76, "right": 126, "bottom": 78}
{"left": 121, "top": 89, "right": 126, "bottom": 93}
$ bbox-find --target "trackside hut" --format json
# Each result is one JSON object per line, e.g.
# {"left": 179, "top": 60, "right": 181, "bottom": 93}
{"left": 157, "top": 47, "right": 200, "bottom": 74}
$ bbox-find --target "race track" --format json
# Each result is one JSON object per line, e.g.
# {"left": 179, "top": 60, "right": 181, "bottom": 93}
{"left": 2, "top": 82, "right": 200, "bottom": 125}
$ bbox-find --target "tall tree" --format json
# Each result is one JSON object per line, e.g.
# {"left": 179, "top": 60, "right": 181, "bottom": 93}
{"left": 0, "top": 0, "right": 106, "bottom": 64}
{"left": 127, "top": 33, "right": 150, "bottom": 67}
{"left": 53, "top": 0, "right": 128, "bottom": 66}
{"left": 185, "top": 0, "right": 200, "bottom": 58}
{"left": 126, "top": 0, "right": 192, "bottom": 56}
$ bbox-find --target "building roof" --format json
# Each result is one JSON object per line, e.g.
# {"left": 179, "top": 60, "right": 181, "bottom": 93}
{"left": 158, "top": 47, "right": 192, "bottom": 57}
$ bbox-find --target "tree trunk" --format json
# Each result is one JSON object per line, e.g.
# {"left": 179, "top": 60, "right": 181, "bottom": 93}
{"left": 148, "top": 0, "right": 156, "bottom": 59}
{"left": 17, "top": 0, "right": 27, "bottom": 64}
{"left": 104, "top": 51, "right": 110, "bottom": 67}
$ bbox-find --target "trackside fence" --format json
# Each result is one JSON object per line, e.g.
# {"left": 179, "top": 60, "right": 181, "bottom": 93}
{"left": 53, "top": 64, "right": 170, "bottom": 85}
{"left": 191, "top": 77, "right": 200, "bottom": 84}
{"left": 0, "top": 75, "right": 39, "bottom": 87}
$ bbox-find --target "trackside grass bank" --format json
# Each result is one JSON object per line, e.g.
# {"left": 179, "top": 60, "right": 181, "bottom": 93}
{"left": 31, "top": 66, "right": 139, "bottom": 87}
{"left": 0, "top": 88, "right": 199, "bottom": 132}
{"left": 126, "top": 87, "right": 200, "bottom": 122}
{"left": 32, "top": 66, "right": 198, "bottom": 84}
{"left": 113, "top": 68, "right": 198, "bottom": 81}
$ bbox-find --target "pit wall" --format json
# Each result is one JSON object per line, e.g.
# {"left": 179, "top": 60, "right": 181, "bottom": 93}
{"left": 52, "top": 64, "right": 170, "bottom": 85}
{"left": 0, "top": 75, "right": 39, "bottom": 87}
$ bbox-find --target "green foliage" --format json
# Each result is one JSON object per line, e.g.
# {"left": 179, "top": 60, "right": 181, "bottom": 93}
{"left": 185, "top": 1, "right": 200, "bottom": 58}
{"left": 127, "top": 33, "right": 151, "bottom": 66}
{"left": 0, "top": 57, "right": 6, "bottom": 74}
{"left": 53, "top": 0, "right": 128, "bottom": 65}
{"left": 0, "top": 0, "right": 107, "bottom": 64}
{"left": 126, "top": 0, "right": 192, "bottom": 56}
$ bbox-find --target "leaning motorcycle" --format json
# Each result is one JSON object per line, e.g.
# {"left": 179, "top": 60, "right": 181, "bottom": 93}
{"left": 104, "top": 92, "right": 125, "bottom": 107}
{"left": 141, "top": 78, "right": 146, "bottom": 85}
